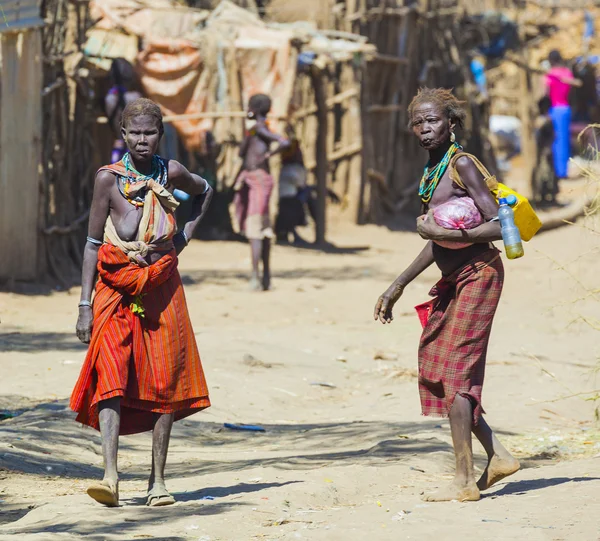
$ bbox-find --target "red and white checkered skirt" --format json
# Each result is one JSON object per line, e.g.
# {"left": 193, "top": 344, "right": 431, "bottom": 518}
{"left": 416, "top": 248, "right": 504, "bottom": 425}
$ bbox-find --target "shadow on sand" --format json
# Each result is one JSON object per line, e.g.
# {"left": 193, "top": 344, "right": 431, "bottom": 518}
{"left": 486, "top": 476, "right": 600, "bottom": 498}
{"left": 0, "top": 331, "right": 87, "bottom": 354}
{"left": 180, "top": 263, "right": 392, "bottom": 287}
{"left": 1, "top": 502, "right": 243, "bottom": 540}
{"left": 1, "top": 400, "right": 454, "bottom": 481}
{"left": 124, "top": 480, "right": 303, "bottom": 506}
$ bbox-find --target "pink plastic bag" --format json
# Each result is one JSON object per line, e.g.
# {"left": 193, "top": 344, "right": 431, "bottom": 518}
{"left": 432, "top": 197, "right": 483, "bottom": 249}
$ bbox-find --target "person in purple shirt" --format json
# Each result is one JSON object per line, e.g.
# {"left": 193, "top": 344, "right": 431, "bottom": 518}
{"left": 105, "top": 58, "right": 142, "bottom": 164}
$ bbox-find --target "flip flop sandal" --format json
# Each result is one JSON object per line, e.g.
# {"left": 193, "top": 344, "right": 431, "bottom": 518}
{"left": 146, "top": 487, "right": 176, "bottom": 507}
{"left": 87, "top": 481, "right": 119, "bottom": 507}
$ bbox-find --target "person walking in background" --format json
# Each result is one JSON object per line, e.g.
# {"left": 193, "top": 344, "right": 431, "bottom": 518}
{"left": 235, "top": 94, "right": 290, "bottom": 291}
{"left": 275, "top": 124, "right": 309, "bottom": 245}
{"left": 545, "top": 50, "right": 581, "bottom": 179}
{"left": 274, "top": 124, "right": 341, "bottom": 245}
{"left": 532, "top": 96, "right": 558, "bottom": 205}
{"left": 105, "top": 58, "right": 143, "bottom": 164}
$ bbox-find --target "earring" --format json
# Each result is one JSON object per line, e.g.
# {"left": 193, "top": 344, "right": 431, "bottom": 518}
{"left": 450, "top": 131, "right": 456, "bottom": 143}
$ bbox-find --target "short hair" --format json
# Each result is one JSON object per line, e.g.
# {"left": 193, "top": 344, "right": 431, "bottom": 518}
{"left": 248, "top": 94, "right": 272, "bottom": 116}
{"left": 121, "top": 98, "right": 163, "bottom": 133}
{"left": 549, "top": 49, "right": 562, "bottom": 66}
{"left": 407, "top": 87, "right": 467, "bottom": 129}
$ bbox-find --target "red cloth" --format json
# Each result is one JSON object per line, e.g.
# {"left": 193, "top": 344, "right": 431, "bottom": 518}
{"left": 70, "top": 244, "right": 210, "bottom": 435}
{"left": 417, "top": 249, "right": 503, "bottom": 425}
{"left": 234, "top": 169, "right": 274, "bottom": 234}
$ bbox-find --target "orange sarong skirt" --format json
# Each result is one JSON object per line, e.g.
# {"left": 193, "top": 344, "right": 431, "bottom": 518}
{"left": 70, "top": 244, "right": 210, "bottom": 435}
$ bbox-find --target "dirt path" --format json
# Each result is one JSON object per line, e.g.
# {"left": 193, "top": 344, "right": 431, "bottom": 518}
{"left": 0, "top": 216, "right": 599, "bottom": 540}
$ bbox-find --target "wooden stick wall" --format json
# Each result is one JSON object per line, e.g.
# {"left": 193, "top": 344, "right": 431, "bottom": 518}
{"left": 289, "top": 61, "right": 364, "bottom": 235}
{"left": 40, "top": 0, "right": 97, "bottom": 286}
{"left": 30, "top": 0, "right": 501, "bottom": 284}
{"left": 329, "top": 0, "right": 497, "bottom": 225}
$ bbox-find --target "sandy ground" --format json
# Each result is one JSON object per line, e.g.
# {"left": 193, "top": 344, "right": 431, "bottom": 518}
{"left": 0, "top": 205, "right": 599, "bottom": 540}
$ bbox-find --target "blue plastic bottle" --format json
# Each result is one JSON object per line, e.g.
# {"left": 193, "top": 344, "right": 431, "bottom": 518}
{"left": 498, "top": 194, "right": 524, "bottom": 259}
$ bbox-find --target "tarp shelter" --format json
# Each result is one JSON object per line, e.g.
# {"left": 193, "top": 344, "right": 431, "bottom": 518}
{"left": 84, "top": 0, "right": 375, "bottom": 241}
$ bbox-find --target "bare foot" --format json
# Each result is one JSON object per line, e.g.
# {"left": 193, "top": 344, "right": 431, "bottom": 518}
{"left": 477, "top": 453, "right": 520, "bottom": 491}
{"left": 423, "top": 479, "right": 480, "bottom": 502}
{"left": 87, "top": 478, "right": 119, "bottom": 507}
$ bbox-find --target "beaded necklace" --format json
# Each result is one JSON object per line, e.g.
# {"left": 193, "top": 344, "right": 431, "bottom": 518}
{"left": 418, "top": 142, "right": 462, "bottom": 204}
{"left": 119, "top": 152, "right": 167, "bottom": 207}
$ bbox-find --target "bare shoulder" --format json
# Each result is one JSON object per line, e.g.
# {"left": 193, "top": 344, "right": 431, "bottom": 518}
{"left": 168, "top": 159, "right": 195, "bottom": 190}
{"left": 168, "top": 159, "right": 189, "bottom": 180}
{"left": 91, "top": 170, "right": 116, "bottom": 207}
{"left": 95, "top": 169, "right": 116, "bottom": 190}
{"left": 454, "top": 155, "right": 478, "bottom": 175}
{"left": 454, "top": 155, "right": 485, "bottom": 185}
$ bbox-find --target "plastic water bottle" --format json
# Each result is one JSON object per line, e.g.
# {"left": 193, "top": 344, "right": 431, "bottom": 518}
{"left": 498, "top": 194, "right": 524, "bottom": 260}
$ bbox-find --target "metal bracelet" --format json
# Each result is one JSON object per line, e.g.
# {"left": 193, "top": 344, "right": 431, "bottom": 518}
{"left": 78, "top": 300, "right": 92, "bottom": 308}
{"left": 86, "top": 236, "right": 103, "bottom": 246}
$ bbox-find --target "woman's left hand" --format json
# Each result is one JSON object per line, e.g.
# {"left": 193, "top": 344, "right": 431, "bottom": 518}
{"left": 416, "top": 210, "right": 444, "bottom": 240}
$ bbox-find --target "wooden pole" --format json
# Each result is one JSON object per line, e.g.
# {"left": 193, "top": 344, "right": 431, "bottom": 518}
{"left": 516, "top": 15, "right": 536, "bottom": 199}
{"left": 520, "top": 60, "right": 535, "bottom": 199}
{"left": 311, "top": 67, "right": 328, "bottom": 246}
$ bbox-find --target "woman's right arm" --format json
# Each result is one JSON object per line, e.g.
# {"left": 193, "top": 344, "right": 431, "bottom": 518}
{"left": 76, "top": 171, "right": 112, "bottom": 344}
{"left": 374, "top": 241, "right": 435, "bottom": 324}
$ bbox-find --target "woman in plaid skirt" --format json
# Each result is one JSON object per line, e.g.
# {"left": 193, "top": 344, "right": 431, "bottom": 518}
{"left": 374, "top": 88, "right": 520, "bottom": 502}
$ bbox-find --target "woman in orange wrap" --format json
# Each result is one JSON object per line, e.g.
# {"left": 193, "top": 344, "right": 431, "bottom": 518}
{"left": 72, "top": 98, "right": 213, "bottom": 508}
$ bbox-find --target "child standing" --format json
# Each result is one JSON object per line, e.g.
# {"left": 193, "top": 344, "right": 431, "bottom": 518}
{"left": 235, "top": 94, "right": 290, "bottom": 290}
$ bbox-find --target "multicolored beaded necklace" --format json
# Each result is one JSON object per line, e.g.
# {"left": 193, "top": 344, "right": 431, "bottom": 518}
{"left": 418, "top": 142, "right": 462, "bottom": 204}
{"left": 119, "top": 152, "right": 167, "bottom": 207}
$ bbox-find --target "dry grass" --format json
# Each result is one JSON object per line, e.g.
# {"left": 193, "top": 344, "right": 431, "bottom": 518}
{"left": 571, "top": 126, "right": 600, "bottom": 419}
{"left": 534, "top": 126, "right": 600, "bottom": 421}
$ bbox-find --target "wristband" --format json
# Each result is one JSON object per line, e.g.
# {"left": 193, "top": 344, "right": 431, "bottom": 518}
{"left": 86, "top": 236, "right": 103, "bottom": 246}
{"left": 78, "top": 300, "right": 92, "bottom": 308}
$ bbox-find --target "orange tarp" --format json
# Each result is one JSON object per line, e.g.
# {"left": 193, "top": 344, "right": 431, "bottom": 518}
{"left": 89, "top": 0, "right": 297, "bottom": 152}
{"left": 137, "top": 40, "right": 214, "bottom": 152}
